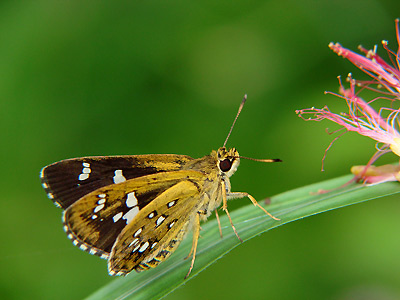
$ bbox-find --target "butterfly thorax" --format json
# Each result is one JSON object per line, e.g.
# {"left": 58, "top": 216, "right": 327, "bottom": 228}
{"left": 180, "top": 147, "right": 240, "bottom": 219}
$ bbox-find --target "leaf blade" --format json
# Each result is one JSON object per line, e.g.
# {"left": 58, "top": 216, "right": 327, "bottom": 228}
{"left": 85, "top": 174, "right": 400, "bottom": 300}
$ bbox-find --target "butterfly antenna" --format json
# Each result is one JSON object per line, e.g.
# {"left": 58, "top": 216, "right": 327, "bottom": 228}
{"left": 223, "top": 94, "right": 247, "bottom": 148}
{"left": 238, "top": 156, "right": 282, "bottom": 163}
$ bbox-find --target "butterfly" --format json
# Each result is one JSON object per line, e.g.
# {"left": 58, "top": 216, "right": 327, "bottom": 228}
{"left": 40, "top": 95, "right": 281, "bottom": 278}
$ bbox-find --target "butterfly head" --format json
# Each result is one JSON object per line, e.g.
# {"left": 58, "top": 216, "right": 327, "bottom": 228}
{"left": 216, "top": 147, "right": 240, "bottom": 177}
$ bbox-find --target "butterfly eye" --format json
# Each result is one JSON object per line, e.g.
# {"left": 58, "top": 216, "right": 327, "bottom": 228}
{"left": 219, "top": 159, "right": 232, "bottom": 172}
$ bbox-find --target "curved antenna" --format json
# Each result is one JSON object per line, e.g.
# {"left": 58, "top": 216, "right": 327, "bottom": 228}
{"left": 223, "top": 94, "right": 247, "bottom": 147}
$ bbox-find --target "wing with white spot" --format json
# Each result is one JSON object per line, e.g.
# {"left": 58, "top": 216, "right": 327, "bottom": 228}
{"left": 63, "top": 170, "right": 205, "bottom": 259}
{"left": 108, "top": 178, "right": 205, "bottom": 276}
{"left": 40, "top": 155, "right": 192, "bottom": 209}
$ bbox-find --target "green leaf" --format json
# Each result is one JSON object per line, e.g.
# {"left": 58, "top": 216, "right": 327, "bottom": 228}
{"left": 85, "top": 174, "right": 400, "bottom": 300}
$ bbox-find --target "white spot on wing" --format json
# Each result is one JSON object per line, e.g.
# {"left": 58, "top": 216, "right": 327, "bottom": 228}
{"left": 82, "top": 167, "right": 91, "bottom": 174}
{"left": 167, "top": 200, "right": 176, "bottom": 208}
{"left": 108, "top": 269, "right": 115, "bottom": 275}
{"left": 113, "top": 170, "right": 126, "bottom": 184}
{"left": 138, "top": 241, "right": 149, "bottom": 253}
{"left": 156, "top": 215, "right": 165, "bottom": 227}
{"left": 79, "top": 162, "right": 91, "bottom": 181}
{"left": 151, "top": 242, "right": 157, "bottom": 249}
{"left": 79, "top": 173, "right": 89, "bottom": 181}
{"left": 94, "top": 204, "right": 105, "bottom": 213}
{"left": 129, "top": 238, "right": 139, "bottom": 248}
{"left": 113, "top": 212, "right": 123, "bottom": 223}
{"left": 92, "top": 215, "right": 98, "bottom": 219}
{"left": 126, "top": 192, "right": 138, "bottom": 208}
{"left": 134, "top": 228, "right": 142, "bottom": 237}
{"left": 98, "top": 194, "right": 106, "bottom": 198}
{"left": 132, "top": 244, "right": 140, "bottom": 253}
{"left": 148, "top": 212, "right": 155, "bottom": 219}
{"left": 122, "top": 206, "right": 139, "bottom": 224}
{"left": 40, "top": 168, "right": 45, "bottom": 179}
{"left": 97, "top": 199, "right": 106, "bottom": 205}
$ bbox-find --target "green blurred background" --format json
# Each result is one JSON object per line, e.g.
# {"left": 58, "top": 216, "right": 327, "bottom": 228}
{"left": 2, "top": 1, "right": 400, "bottom": 299}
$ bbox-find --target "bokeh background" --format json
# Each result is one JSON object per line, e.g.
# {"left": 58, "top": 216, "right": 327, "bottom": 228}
{"left": 2, "top": 1, "right": 400, "bottom": 299}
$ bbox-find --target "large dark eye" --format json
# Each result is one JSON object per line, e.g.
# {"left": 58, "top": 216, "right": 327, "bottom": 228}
{"left": 219, "top": 159, "right": 232, "bottom": 172}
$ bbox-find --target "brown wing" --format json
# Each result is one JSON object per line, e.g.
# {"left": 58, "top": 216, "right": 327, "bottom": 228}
{"left": 63, "top": 170, "right": 206, "bottom": 261}
{"left": 40, "top": 154, "right": 192, "bottom": 209}
{"left": 107, "top": 177, "right": 206, "bottom": 276}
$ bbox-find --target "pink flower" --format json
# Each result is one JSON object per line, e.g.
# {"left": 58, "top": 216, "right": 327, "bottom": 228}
{"left": 296, "top": 19, "right": 400, "bottom": 184}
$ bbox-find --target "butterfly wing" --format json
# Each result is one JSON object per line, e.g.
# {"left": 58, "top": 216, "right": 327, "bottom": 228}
{"left": 108, "top": 178, "right": 205, "bottom": 275}
{"left": 63, "top": 170, "right": 206, "bottom": 263}
{"left": 40, "top": 155, "right": 192, "bottom": 209}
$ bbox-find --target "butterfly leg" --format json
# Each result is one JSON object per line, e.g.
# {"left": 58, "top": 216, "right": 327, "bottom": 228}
{"left": 227, "top": 192, "right": 280, "bottom": 221}
{"left": 184, "top": 209, "right": 206, "bottom": 260}
{"left": 214, "top": 209, "right": 223, "bottom": 238}
{"left": 221, "top": 181, "right": 243, "bottom": 242}
{"left": 184, "top": 211, "right": 202, "bottom": 279}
